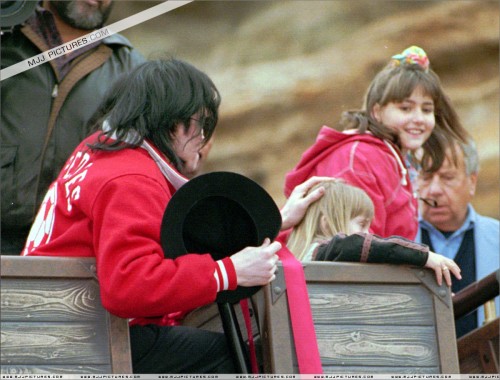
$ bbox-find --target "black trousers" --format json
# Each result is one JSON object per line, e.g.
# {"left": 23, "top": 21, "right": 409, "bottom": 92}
{"left": 130, "top": 324, "right": 236, "bottom": 374}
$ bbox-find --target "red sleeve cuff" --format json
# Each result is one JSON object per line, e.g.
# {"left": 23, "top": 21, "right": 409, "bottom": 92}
{"left": 214, "top": 257, "right": 238, "bottom": 292}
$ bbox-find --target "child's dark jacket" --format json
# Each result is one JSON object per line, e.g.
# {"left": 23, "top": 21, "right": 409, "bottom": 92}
{"left": 314, "top": 232, "right": 428, "bottom": 266}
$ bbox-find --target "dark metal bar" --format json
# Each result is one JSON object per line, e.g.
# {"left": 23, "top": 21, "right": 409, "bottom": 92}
{"left": 217, "top": 302, "right": 250, "bottom": 373}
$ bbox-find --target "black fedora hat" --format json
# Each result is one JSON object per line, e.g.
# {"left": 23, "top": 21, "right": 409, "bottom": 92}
{"left": 160, "top": 171, "right": 282, "bottom": 304}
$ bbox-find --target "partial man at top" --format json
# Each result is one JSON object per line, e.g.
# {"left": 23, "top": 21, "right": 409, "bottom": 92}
{"left": 1, "top": 0, "right": 145, "bottom": 255}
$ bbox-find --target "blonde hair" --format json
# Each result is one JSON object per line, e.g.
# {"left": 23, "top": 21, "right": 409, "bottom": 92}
{"left": 287, "top": 180, "right": 375, "bottom": 260}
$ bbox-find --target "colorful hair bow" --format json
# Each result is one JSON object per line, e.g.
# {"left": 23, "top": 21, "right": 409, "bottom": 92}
{"left": 390, "top": 45, "right": 430, "bottom": 71}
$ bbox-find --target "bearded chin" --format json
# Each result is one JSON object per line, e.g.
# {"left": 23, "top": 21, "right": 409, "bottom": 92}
{"left": 49, "top": 1, "right": 114, "bottom": 30}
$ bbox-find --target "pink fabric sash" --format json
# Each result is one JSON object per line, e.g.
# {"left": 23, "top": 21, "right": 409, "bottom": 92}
{"left": 240, "top": 299, "right": 259, "bottom": 373}
{"left": 277, "top": 246, "right": 323, "bottom": 373}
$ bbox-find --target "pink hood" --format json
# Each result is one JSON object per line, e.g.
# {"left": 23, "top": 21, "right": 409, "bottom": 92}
{"left": 284, "top": 126, "right": 417, "bottom": 239}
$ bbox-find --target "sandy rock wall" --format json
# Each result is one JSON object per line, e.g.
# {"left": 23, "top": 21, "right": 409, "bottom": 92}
{"left": 114, "top": 0, "right": 499, "bottom": 218}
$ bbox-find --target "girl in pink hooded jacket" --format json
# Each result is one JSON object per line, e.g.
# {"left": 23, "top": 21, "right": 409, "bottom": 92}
{"left": 285, "top": 46, "right": 470, "bottom": 240}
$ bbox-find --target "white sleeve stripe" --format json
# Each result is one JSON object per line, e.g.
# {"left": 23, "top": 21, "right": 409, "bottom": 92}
{"left": 214, "top": 271, "right": 220, "bottom": 292}
{"left": 217, "top": 260, "right": 229, "bottom": 290}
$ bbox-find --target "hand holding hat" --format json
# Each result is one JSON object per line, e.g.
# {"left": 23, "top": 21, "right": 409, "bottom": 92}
{"left": 160, "top": 171, "right": 283, "bottom": 373}
{"left": 160, "top": 171, "right": 282, "bottom": 304}
{"left": 160, "top": 172, "right": 331, "bottom": 302}
{"left": 230, "top": 238, "right": 281, "bottom": 286}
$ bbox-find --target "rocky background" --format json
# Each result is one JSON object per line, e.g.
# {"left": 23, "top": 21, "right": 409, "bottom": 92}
{"left": 112, "top": 0, "right": 499, "bottom": 218}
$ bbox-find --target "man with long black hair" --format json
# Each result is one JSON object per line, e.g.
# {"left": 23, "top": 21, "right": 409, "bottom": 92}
{"left": 22, "top": 59, "right": 327, "bottom": 373}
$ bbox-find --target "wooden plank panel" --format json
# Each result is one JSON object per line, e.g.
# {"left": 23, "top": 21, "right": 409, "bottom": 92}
{"left": 459, "top": 352, "right": 484, "bottom": 374}
{"left": 261, "top": 262, "right": 457, "bottom": 374}
{"left": 315, "top": 325, "right": 439, "bottom": 368}
{"left": 433, "top": 295, "right": 459, "bottom": 373}
{"left": 1, "top": 321, "right": 110, "bottom": 365}
{"left": 182, "top": 304, "right": 220, "bottom": 331}
{"left": 1, "top": 279, "right": 104, "bottom": 322}
{"left": 0, "top": 364, "right": 111, "bottom": 374}
{"left": 108, "top": 314, "right": 133, "bottom": 374}
{"left": 323, "top": 365, "right": 440, "bottom": 374}
{"left": 261, "top": 284, "right": 295, "bottom": 374}
{"left": 1, "top": 256, "right": 96, "bottom": 278}
{"left": 182, "top": 302, "right": 260, "bottom": 340}
{"left": 458, "top": 318, "right": 499, "bottom": 374}
{"left": 303, "top": 262, "right": 422, "bottom": 284}
{"left": 308, "top": 283, "right": 434, "bottom": 326}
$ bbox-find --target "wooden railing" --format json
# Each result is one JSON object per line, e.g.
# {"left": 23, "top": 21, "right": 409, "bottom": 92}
{"left": 260, "top": 262, "right": 459, "bottom": 374}
{"left": 4, "top": 255, "right": 496, "bottom": 375}
{"left": 1, "top": 256, "right": 132, "bottom": 374}
{"left": 453, "top": 270, "right": 499, "bottom": 319}
{"left": 453, "top": 270, "right": 499, "bottom": 374}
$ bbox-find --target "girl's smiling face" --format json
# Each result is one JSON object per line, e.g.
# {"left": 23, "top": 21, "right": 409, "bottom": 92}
{"left": 372, "top": 85, "right": 435, "bottom": 155}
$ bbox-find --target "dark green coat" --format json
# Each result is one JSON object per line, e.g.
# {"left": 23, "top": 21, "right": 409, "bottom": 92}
{"left": 1, "top": 24, "right": 145, "bottom": 248}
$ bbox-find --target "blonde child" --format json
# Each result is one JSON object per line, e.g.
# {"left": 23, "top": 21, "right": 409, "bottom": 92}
{"left": 287, "top": 180, "right": 461, "bottom": 287}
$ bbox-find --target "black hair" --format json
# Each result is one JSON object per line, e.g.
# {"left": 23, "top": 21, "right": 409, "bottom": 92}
{"left": 87, "top": 58, "right": 221, "bottom": 172}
